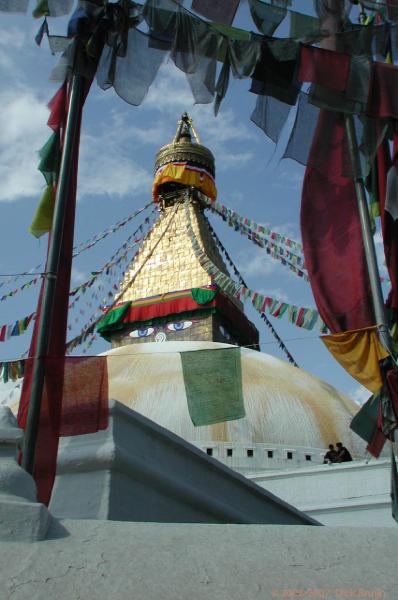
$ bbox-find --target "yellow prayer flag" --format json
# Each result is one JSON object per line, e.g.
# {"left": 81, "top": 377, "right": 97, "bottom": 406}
{"left": 321, "top": 326, "right": 388, "bottom": 393}
{"left": 29, "top": 184, "right": 55, "bottom": 238}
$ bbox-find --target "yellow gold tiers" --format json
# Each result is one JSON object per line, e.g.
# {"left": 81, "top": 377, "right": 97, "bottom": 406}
{"left": 117, "top": 201, "right": 232, "bottom": 303}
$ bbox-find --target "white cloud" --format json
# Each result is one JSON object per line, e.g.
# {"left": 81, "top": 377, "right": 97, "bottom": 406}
{"left": 272, "top": 169, "right": 303, "bottom": 191}
{"left": 0, "top": 26, "right": 27, "bottom": 75}
{"left": 258, "top": 287, "right": 291, "bottom": 303}
{"left": 0, "top": 87, "right": 48, "bottom": 202}
{"left": 141, "top": 62, "right": 256, "bottom": 166}
{"left": 78, "top": 136, "right": 152, "bottom": 199}
{"left": 218, "top": 152, "right": 253, "bottom": 171}
{"left": 0, "top": 27, "right": 26, "bottom": 50}
{"left": 71, "top": 267, "right": 88, "bottom": 285}
{"left": 236, "top": 247, "right": 278, "bottom": 279}
{"left": 350, "top": 384, "right": 371, "bottom": 406}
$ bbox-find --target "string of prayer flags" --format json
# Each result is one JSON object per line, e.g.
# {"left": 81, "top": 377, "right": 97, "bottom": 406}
{"left": 4, "top": 205, "right": 153, "bottom": 294}
{"left": 72, "top": 203, "right": 154, "bottom": 257}
{"left": 1, "top": 276, "right": 41, "bottom": 303}
{"left": 206, "top": 198, "right": 307, "bottom": 280}
{"left": 0, "top": 360, "right": 25, "bottom": 384}
{"left": 185, "top": 197, "right": 325, "bottom": 333}
{"left": 206, "top": 198, "right": 303, "bottom": 254}
{"left": 0, "top": 313, "right": 35, "bottom": 343}
{"left": 204, "top": 214, "right": 298, "bottom": 365}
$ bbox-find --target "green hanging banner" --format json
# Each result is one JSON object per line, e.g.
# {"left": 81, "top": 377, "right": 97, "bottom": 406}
{"left": 181, "top": 347, "right": 245, "bottom": 426}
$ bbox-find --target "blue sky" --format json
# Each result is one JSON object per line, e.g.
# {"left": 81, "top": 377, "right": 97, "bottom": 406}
{"left": 0, "top": 1, "right": 382, "bottom": 406}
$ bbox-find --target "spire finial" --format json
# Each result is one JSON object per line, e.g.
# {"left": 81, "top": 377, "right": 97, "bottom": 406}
{"left": 173, "top": 113, "right": 201, "bottom": 144}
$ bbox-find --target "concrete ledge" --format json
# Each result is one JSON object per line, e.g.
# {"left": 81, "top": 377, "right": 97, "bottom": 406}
{"left": 1, "top": 520, "right": 397, "bottom": 600}
{"left": 0, "top": 498, "right": 51, "bottom": 542}
{"left": 50, "top": 400, "right": 318, "bottom": 525}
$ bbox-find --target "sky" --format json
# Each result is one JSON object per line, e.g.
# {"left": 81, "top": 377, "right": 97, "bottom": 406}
{"left": 0, "top": 0, "right": 384, "bottom": 407}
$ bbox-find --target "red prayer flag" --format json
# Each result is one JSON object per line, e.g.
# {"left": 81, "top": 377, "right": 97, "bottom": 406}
{"left": 298, "top": 44, "right": 350, "bottom": 92}
{"left": 366, "top": 62, "right": 398, "bottom": 119}
{"left": 301, "top": 111, "right": 374, "bottom": 333}
{"left": 47, "top": 81, "right": 67, "bottom": 132}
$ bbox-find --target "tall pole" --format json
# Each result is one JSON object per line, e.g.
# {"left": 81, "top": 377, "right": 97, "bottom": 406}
{"left": 22, "top": 72, "right": 84, "bottom": 475}
{"left": 344, "top": 116, "right": 393, "bottom": 354}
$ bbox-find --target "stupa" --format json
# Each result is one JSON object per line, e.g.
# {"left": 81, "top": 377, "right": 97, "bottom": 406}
{"left": 86, "top": 115, "right": 398, "bottom": 526}
{"left": 98, "top": 113, "right": 259, "bottom": 350}
{"left": 96, "top": 114, "right": 365, "bottom": 469}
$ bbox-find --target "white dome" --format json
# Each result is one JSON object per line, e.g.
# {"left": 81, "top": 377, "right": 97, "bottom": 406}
{"left": 104, "top": 341, "right": 364, "bottom": 456}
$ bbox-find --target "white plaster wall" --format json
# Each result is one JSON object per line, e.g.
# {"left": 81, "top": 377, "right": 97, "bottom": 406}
{"left": 249, "top": 459, "right": 396, "bottom": 527}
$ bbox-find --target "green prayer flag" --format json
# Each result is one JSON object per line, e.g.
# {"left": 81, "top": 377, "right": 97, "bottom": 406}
{"left": 38, "top": 131, "right": 61, "bottom": 186}
{"left": 350, "top": 393, "right": 379, "bottom": 444}
{"left": 191, "top": 287, "right": 218, "bottom": 305}
{"left": 211, "top": 23, "right": 251, "bottom": 42}
{"left": 181, "top": 347, "right": 245, "bottom": 426}
{"left": 97, "top": 302, "right": 132, "bottom": 341}
{"left": 289, "top": 11, "right": 321, "bottom": 40}
{"left": 29, "top": 184, "right": 55, "bottom": 238}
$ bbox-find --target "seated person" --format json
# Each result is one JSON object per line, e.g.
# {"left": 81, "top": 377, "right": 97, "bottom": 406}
{"left": 335, "top": 442, "right": 353, "bottom": 462}
{"left": 323, "top": 444, "right": 337, "bottom": 464}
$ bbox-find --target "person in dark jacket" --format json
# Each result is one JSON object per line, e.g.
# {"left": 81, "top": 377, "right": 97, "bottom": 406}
{"left": 335, "top": 442, "right": 353, "bottom": 462}
{"left": 323, "top": 444, "right": 337, "bottom": 464}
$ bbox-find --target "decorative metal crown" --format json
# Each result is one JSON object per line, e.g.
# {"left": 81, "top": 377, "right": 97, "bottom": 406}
{"left": 154, "top": 113, "right": 215, "bottom": 178}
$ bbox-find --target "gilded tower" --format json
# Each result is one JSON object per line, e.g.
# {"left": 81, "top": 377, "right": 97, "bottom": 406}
{"left": 97, "top": 114, "right": 259, "bottom": 348}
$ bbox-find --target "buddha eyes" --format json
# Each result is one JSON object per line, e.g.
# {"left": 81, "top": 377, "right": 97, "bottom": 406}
{"left": 129, "top": 321, "right": 193, "bottom": 338}
{"left": 166, "top": 321, "right": 192, "bottom": 331}
{"left": 129, "top": 327, "right": 155, "bottom": 338}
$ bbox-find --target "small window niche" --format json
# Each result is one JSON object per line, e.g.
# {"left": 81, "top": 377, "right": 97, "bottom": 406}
{"left": 267, "top": 450, "right": 273, "bottom": 459}
{"left": 287, "top": 451, "right": 293, "bottom": 460}
{"left": 305, "top": 454, "right": 312, "bottom": 462}
{"left": 247, "top": 449, "right": 254, "bottom": 458}
{"left": 206, "top": 448, "right": 213, "bottom": 456}
{"left": 227, "top": 448, "right": 233, "bottom": 457}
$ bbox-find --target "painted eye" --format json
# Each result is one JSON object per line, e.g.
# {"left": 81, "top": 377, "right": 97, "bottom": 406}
{"left": 129, "top": 327, "right": 155, "bottom": 338}
{"left": 167, "top": 321, "right": 192, "bottom": 332}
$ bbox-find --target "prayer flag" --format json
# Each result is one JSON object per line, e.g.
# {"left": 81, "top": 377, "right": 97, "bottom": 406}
{"left": 298, "top": 44, "right": 350, "bottom": 92}
{"left": 181, "top": 347, "right": 245, "bottom": 426}
{"left": 301, "top": 111, "right": 373, "bottom": 333}
{"left": 350, "top": 393, "right": 387, "bottom": 458}
{"left": 29, "top": 185, "right": 55, "bottom": 238}
{"left": 191, "top": 0, "right": 239, "bottom": 26}
{"left": 321, "top": 326, "right": 388, "bottom": 393}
